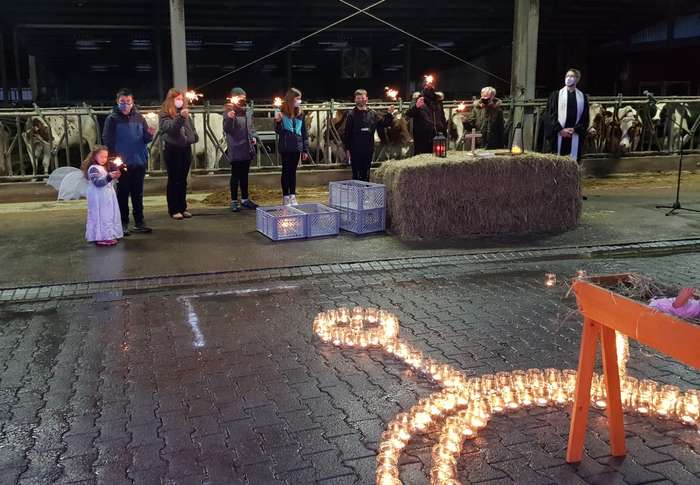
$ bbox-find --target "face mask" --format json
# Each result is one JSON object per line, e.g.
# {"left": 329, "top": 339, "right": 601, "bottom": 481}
{"left": 294, "top": 99, "right": 302, "bottom": 108}
{"left": 174, "top": 99, "right": 184, "bottom": 109}
{"left": 565, "top": 76, "right": 576, "bottom": 87}
{"left": 118, "top": 102, "right": 130, "bottom": 111}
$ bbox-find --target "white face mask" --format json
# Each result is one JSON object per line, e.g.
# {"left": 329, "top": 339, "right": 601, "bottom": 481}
{"left": 294, "top": 99, "right": 302, "bottom": 108}
{"left": 565, "top": 76, "right": 577, "bottom": 87}
{"left": 174, "top": 99, "right": 184, "bottom": 109}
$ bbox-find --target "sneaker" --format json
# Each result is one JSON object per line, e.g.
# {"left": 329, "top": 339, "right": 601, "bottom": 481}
{"left": 172, "top": 213, "right": 184, "bottom": 220}
{"left": 283, "top": 195, "right": 290, "bottom": 206}
{"left": 241, "top": 199, "right": 258, "bottom": 210}
{"left": 132, "top": 223, "right": 152, "bottom": 233}
{"left": 96, "top": 240, "right": 111, "bottom": 246}
{"left": 231, "top": 200, "right": 240, "bottom": 212}
{"left": 289, "top": 194, "right": 298, "bottom": 205}
{"left": 107, "top": 239, "right": 118, "bottom": 246}
{"left": 122, "top": 225, "right": 130, "bottom": 236}
{"left": 182, "top": 211, "right": 192, "bottom": 218}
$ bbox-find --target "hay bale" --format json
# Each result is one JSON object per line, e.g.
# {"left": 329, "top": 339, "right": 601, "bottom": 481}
{"left": 373, "top": 151, "right": 582, "bottom": 240}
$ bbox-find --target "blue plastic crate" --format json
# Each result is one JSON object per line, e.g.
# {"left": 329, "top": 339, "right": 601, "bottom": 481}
{"left": 256, "top": 205, "right": 306, "bottom": 241}
{"left": 329, "top": 180, "right": 386, "bottom": 211}
{"left": 294, "top": 203, "right": 340, "bottom": 238}
{"left": 334, "top": 206, "right": 386, "bottom": 234}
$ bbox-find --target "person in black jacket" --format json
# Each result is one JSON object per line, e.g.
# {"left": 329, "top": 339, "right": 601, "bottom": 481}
{"left": 274, "top": 87, "right": 309, "bottom": 206}
{"left": 342, "top": 89, "right": 395, "bottom": 182}
{"left": 223, "top": 87, "right": 258, "bottom": 212}
{"left": 544, "top": 68, "right": 590, "bottom": 162}
{"left": 405, "top": 83, "right": 447, "bottom": 155}
{"left": 159, "top": 88, "right": 199, "bottom": 220}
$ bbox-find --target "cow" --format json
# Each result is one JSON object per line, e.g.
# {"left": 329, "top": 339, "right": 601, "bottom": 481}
{"left": 0, "top": 122, "right": 10, "bottom": 176}
{"left": 652, "top": 102, "right": 693, "bottom": 152}
{"left": 22, "top": 110, "right": 98, "bottom": 175}
{"left": 584, "top": 104, "right": 642, "bottom": 155}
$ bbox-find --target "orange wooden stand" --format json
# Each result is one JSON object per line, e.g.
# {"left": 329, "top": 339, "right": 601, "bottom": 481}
{"left": 566, "top": 274, "right": 700, "bottom": 463}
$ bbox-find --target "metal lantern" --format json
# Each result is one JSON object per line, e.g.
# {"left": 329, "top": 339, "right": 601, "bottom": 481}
{"left": 433, "top": 133, "right": 447, "bottom": 158}
{"left": 511, "top": 122, "right": 524, "bottom": 155}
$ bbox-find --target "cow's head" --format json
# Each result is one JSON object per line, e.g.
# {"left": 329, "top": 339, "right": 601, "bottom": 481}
{"left": 26, "top": 117, "right": 51, "bottom": 144}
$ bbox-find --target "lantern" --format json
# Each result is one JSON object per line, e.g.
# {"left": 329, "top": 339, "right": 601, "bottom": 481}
{"left": 511, "top": 122, "right": 524, "bottom": 155}
{"left": 433, "top": 133, "right": 447, "bottom": 158}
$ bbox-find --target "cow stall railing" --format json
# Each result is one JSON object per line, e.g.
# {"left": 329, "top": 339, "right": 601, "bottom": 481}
{"left": 2, "top": 96, "right": 700, "bottom": 181}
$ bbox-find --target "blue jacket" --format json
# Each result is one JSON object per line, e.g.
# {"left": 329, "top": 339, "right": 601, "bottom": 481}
{"left": 103, "top": 106, "right": 153, "bottom": 167}
{"left": 275, "top": 113, "right": 309, "bottom": 154}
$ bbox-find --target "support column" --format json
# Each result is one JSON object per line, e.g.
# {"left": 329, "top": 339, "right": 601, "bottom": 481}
{"left": 404, "top": 42, "right": 412, "bottom": 98}
{"left": 154, "top": 0, "right": 165, "bottom": 97}
{"left": 169, "top": 0, "right": 188, "bottom": 90}
{"left": 28, "top": 55, "right": 37, "bottom": 101}
{"left": 13, "top": 28, "right": 22, "bottom": 102}
{"left": 510, "top": 0, "right": 540, "bottom": 149}
{"left": 0, "top": 32, "right": 8, "bottom": 104}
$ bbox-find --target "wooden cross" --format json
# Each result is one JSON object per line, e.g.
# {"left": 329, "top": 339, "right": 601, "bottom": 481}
{"left": 463, "top": 128, "right": 482, "bottom": 155}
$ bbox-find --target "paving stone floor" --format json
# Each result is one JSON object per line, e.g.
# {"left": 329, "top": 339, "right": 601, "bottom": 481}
{"left": 1, "top": 252, "right": 699, "bottom": 485}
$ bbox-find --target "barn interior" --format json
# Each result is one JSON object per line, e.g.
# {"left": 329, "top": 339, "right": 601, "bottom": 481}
{"left": 1, "top": 0, "right": 699, "bottom": 105}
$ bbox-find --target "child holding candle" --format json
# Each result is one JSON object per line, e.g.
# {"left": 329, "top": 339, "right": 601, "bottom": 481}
{"left": 159, "top": 88, "right": 199, "bottom": 220}
{"left": 82, "top": 145, "right": 123, "bottom": 246}
{"left": 649, "top": 287, "right": 700, "bottom": 319}
{"left": 274, "top": 87, "right": 309, "bottom": 205}
{"left": 223, "top": 87, "right": 259, "bottom": 212}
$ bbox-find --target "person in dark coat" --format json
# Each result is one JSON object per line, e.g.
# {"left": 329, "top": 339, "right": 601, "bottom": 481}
{"left": 274, "top": 87, "right": 309, "bottom": 206}
{"left": 464, "top": 87, "right": 505, "bottom": 149}
{"left": 223, "top": 87, "right": 258, "bottom": 212}
{"left": 545, "top": 68, "right": 590, "bottom": 162}
{"left": 342, "top": 89, "right": 395, "bottom": 182}
{"left": 103, "top": 88, "right": 156, "bottom": 235}
{"left": 405, "top": 83, "right": 448, "bottom": 155}
{"left": 159, "top": 88, "right": 198, "bottom": 220}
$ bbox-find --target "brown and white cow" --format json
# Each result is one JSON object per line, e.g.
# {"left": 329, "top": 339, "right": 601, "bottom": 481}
{"left": 22, "top": 110, "right": 98, "bottom": 175}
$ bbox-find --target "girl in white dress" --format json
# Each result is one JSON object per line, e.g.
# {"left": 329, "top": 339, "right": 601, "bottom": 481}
{"left": 82, "top": 145, "right": 124, "bottom": 246}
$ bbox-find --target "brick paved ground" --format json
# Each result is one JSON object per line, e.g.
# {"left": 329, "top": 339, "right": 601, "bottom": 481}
{"left": 1, "top": 252, "right": 700, "bottom": 484}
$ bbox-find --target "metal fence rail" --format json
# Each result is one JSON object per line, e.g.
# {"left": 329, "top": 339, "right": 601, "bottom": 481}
{"left": 1, "top": 96, "right": 699, "bottom": 181}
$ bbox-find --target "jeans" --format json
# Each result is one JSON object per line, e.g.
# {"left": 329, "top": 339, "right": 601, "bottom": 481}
{"left": 117, "top": 164, "right": 146, "bottom": 226}
{"left": 164, "top": 145, "right": 192, "bottom": 215}
{"left": 230, "top": 159, "right": 251, "bottom": 200}
{"left": 280, "top": 152, "right": 300, "bottom": 196}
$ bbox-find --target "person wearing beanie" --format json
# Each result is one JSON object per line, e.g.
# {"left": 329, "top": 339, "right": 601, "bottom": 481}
{"left": 223, "top": 87, "right": 259, "bottom": 212}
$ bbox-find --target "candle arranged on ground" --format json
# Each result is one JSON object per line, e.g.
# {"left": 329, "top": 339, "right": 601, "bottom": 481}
{"left": 545, "top": 273, "right": 556, "bottom": 287}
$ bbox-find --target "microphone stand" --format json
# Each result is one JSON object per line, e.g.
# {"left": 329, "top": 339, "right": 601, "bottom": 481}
{"left": 653, "top": 99, "right": 700, "bottom": 216}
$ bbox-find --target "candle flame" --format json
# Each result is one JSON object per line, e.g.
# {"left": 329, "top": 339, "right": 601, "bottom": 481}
{"left": 384, "top": 86, "right": 399, "bottom": 101}
{"left": 185, "top": 90, "right": 203, "bottom": 103}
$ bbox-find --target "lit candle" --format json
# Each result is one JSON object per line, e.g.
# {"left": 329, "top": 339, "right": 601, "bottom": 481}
{"left": 545, "top": 273, "right": 556, "bottom": 287}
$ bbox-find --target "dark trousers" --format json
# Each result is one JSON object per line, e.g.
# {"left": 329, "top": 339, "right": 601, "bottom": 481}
{"left": 351, "top": 152, "right": 373, "bottom": 182}
{"left": 117, "top": 164, "right": 146, "bottom": 226}
{"left": 164, "top": 145, "right": 192, "bottom": 215}
{"left": 230, "top": 159, "right": 251, "bottom": 200}
{"left": 281, "top": 152, "right": 300, "bottom": 196}
{"left": 413, "top": 137, "right": 434, "bottom": 155}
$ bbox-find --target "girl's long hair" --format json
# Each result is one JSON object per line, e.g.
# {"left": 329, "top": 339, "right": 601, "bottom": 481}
{"left": 281, "top": 87, "right": 302, "bottom": 118}
{"left": 161, "top": 88, "right": 184, "bottom": 118}
{"left": 81, "top": 145, "right": 109, "bottom": 179}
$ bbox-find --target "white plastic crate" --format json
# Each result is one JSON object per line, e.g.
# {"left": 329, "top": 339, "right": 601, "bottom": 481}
{"left": 294, "top": 203, "right": 340, "bottom": 238}
{"left": 329, "top": 180, "right": 386, "bottom": 211}
{"left": 335, "top": 207, "right": 386, "bottom": 234}
{"left": 256, "top": 205, "right": 306, "bottom": 240}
